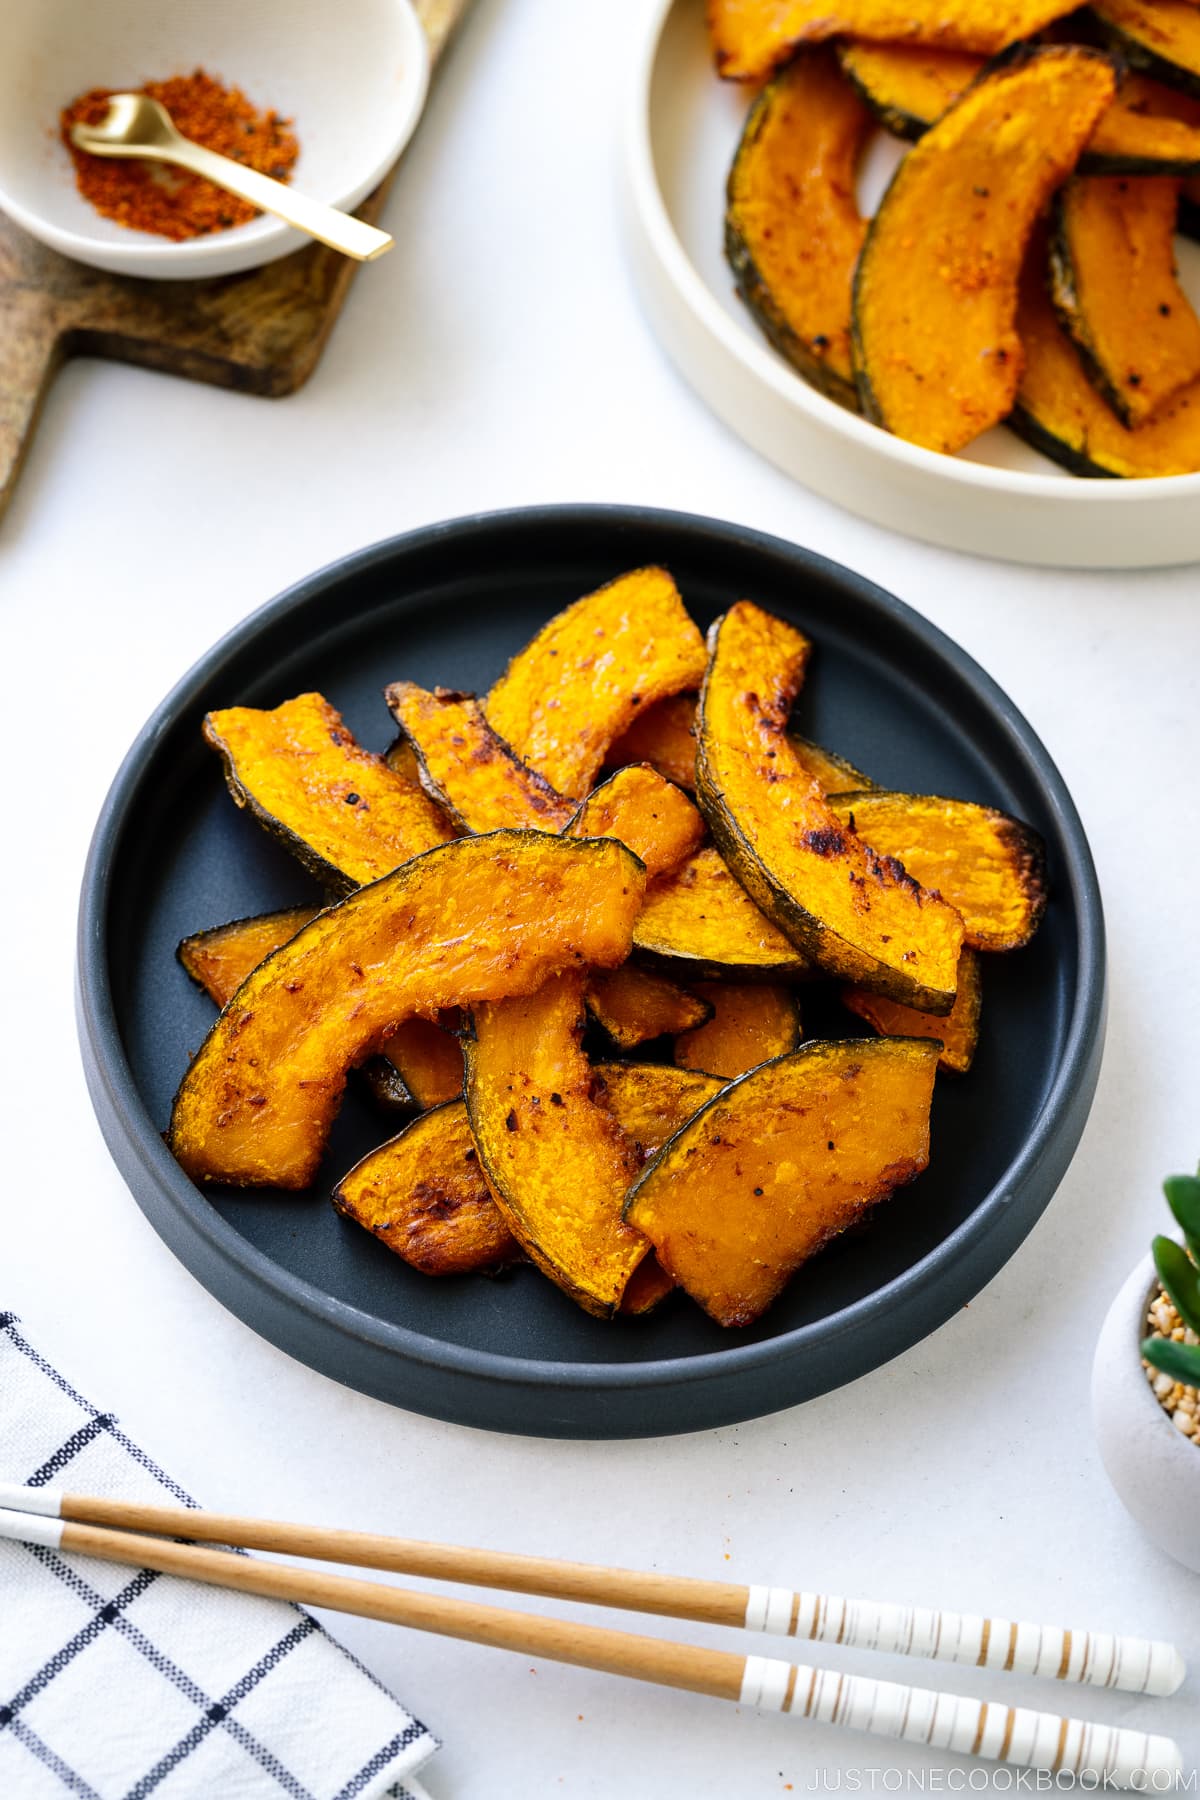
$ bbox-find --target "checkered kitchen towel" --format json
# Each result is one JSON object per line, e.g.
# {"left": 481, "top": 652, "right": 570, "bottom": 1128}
{"left": 0, "top": 1313, "right": 439, "bottom": 1800}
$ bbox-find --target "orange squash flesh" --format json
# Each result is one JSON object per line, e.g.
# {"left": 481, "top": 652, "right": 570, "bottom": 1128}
{"left": 843, "top": 945, "right": 981, "bottom": 1074}
{"left": 674, "top": 982, "right": 802, "bottom": 1079}
{"left": 1012, "top": 222, "right": 1200, "bottom": 474}
{"left": 464, "top": 974, "right": 650, "bottom": 1316}
{"left": 625, "top": 1038, "right": 939, "bottom": 1328}
{"left": 840, "top": 43, "right": 1200, "bottom": 171}
{"left": 586, "top": 966, "right": 712, "bottom": 1049}
{"left": 606, "top": 694, "right": 699, "bottom": 791}
{"left": 633, "top": 847, "right": 813, "bottom": 980}
{"left": 384, "top": 681, "right": 575, "bottom": 833}
{"left": 563, "top": 765, "right": 706, "bottom": 879}
{"left": 1050, "top": 175, "right": 1200, "bottom": 426}
{"left": 725, "top": 51, "right": 872, "bottom": 408}
{"left": 168, "top": 832, "right": 646, "bottom": 1191}
{"left": 204, "top": 693, "right": 456, "bottom": 893}
{"left": 1092, "top": 0, "right": 1200, "bottom": 99}
{"left": 618, "top": 1257, "right": 677, "bottom": 1316}
{"left": 827, "top": 791, "right": 1046, "bottom": 952}
{"left": 697, "top": 604, "right": 963, "bottom": 1012}
{"left": 335, "top": 1062, "right": 724, "bottom": 1288}
{"left": 334, "top": 1102, "right": 522, "bottom": 1275}
{"left": 178, "top": 907, "right": 464, "bottom": 1113}
{"left": 708, "top": 0, "right": 1084, "bottom": 83}
{"left": 789, "top": 734, "right": 875, "bottom": 795}
{"left": 178, "top": 907, "right": 320, "bottom": 1003}
{"left": 851, "top": 48, "right": 1118, "bottom": 454}
{"left": 484, "top": 569, "right": 708, "bottom": 799}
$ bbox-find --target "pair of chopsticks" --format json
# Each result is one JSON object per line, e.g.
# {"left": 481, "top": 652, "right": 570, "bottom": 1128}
{"left": 0, "top": 1483, "right": 1184, "bottom": 1786}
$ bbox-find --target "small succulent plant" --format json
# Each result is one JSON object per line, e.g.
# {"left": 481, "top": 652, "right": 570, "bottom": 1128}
{"left": 1142, "top": 1169, "right": 1200, "bottom": 1386}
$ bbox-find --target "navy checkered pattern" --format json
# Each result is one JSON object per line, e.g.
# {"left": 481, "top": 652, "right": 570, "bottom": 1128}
{"left": 0, "top": 1314, "right": 438, "bottom": 1800}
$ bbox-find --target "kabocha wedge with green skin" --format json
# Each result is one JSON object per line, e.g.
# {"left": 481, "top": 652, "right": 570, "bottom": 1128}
{"left": 674, "top": 982, "right": 802, "bottom": 1080}
{"left": 203, "top": 692, "right": 456, "bottom": 894}
{"left": 789, "top": 734, "right": 875, "bottom": 795}
{"left": 384, "top": 681, "right": 576, "bottom": 833}
{"left": 631, "top": 847, "right": 814, "bottom": 982}
{"left": 1091, "top": 0, "right": 1200, "bottom": 101}
{"left": 168, "top": 831, "right": 647, "bottom": 1191}
{"left": 725, "top": 50, "right": 873, "bottom": 410}
{"left": 1049, "top": 175, "right": 1200, "bottom": 427}
{"left": 178, "top": 906, "right": 321, "bottom": 1002}
{"left": 586, "top": 966, "right": 712, "bottom": 1050}
{"left": 1011, "top": 222, "right": 1200, "bottom": 475}
{"left": 484, "top": 568, "right": 708, "bottom": 799}
{"left": 825, "top": 791, "right": 1047, "bottom": 952}
{"left": 707, "top": 0, "right": 1084, "bottom": 84}
{"left": 696, "top": 603, "right": 962, "bottom": 1012}
{"left": 839, "top": 41, "right": 1200, "bottom": 174}
{"left": 850, "top": 46, "right": 1117, "bottom": 454}
{"left": 843, "top": 947, "right": 983, "bottom": 1075}
{"left": 625, "top": 1038, "right": 940, "bottom": 1328}
{"left": 335, "top": 1063, "right": 724, "bottom": 1287}
{"left": 464, "top": 973, "right": 651, "bottom": 1317}
{"left": 605, "top": 694, "right": 699, "bottom": 791}
{"left": 562, "top": 764, "right": 706, "bottom": 878}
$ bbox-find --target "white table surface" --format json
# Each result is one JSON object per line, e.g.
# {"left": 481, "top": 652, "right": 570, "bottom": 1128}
{"left": 4, "top": 0, "right": 1200, "bottom": 1792}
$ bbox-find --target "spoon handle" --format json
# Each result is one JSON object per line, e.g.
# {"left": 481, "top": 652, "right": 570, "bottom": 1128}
{"left": 154, "top": 140, "right": 393, "bottom": 260}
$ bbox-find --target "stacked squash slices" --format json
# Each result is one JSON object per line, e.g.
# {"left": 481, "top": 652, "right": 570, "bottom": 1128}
{"left": 716, "top": 0, "right": 1200, "bottom": 473}
{"left": 169, "top": 568, "right": 1045, "bottom": 1329}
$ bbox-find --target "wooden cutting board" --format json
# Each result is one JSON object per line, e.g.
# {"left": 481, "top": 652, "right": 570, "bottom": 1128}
{"left": 0, "top": 0, "right": 471, "bottom": 521}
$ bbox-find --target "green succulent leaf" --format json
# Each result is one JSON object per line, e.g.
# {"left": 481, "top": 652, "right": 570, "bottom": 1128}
{"left": 1163, "top": 1173, "right": 1200, "bottom": 1262}
{"left": 1142, "top": 1334, "right": 1200, "bottom": 1387}
{"left": 1152, "top": 1235, "right": 1200, "bottom": 1336}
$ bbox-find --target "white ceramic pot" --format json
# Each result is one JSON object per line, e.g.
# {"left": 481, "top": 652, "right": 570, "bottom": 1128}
{"left": 1092, "top": 1248, "right": 1200, "bottom": 1573}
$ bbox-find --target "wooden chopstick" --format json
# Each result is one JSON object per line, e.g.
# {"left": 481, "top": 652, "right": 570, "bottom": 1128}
{"left": 0, "top": 1503, "right": 1180, "bottom": 1787}
{"left": 0, "top": 1483, "right": 1185, "bottom": 1700}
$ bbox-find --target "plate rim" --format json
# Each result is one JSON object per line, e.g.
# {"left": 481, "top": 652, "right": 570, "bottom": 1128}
{"left": 76, "top": 504, "right": 1107, "bottom": 1424}
{"left": 622, "top": 0, "right": 1200, "bottom": 565}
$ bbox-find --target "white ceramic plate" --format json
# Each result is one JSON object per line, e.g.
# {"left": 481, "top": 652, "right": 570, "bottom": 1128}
{"left": 0, "top": 0, "right": 429, "bottom": 279}
{"left": 623, "top": 0, "right": 1200, "bottom": 568}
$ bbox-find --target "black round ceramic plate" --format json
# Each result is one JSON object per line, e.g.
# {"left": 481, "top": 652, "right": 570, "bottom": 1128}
{"left": 77, "top": 506, "right": 1105, "bottom": 1438}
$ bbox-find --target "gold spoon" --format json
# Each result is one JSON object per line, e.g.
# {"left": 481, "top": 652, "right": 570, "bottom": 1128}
{"left": 70, "top": 93, "right": 394, "bottom": 261}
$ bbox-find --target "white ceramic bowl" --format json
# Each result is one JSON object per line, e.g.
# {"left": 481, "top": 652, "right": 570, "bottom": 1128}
{"left": 0, "top": 0, "right": 429, "bottom": 279}
{"left": 623, "top": 0, "right": 1200, "bottom": 568}
{"left": 1092, "top": 1249, "right": 1200, "bottom": 1573}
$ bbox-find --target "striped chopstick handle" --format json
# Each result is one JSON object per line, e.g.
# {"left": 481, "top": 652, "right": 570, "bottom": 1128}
{"left": 742, "top": 1590, "right": 1184, "bottom": 1698}
{"left": 739, "top": 1656, "right": 1182, "bottom": 1785}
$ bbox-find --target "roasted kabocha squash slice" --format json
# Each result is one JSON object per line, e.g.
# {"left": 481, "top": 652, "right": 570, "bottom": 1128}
{"left": 789, "top": 734, "right": 875, "bottom": 795}
{"left": 203, "top": 692, "right": 456, "bottom": 893}
{"left": 696, "top": 604, "right": 962, "bottom": 1012}
{"left": 333, "top": 1101, "right": 522, "bottom": 1276}
{"left": 674, "top": 982, "right": 802, "bottom": 1079}
{"left": 840, "top": 41, "right": 1200, "bottom": 173}
{"left": 168, "top": 831, "right": 646, "bottom": 1190}
{"left": 485, "top": 569, "right": 708, "bottom": 799}
{"left": 632, "top": 847, "right": 813, "bottom": 981}
{"left": 825, "top": 791, "right": 1046, "bottom": 952}
{"left": 335, "top": 1062, "right": 723, "bottom": 1287}
{"left": 178, "top": 905, "right": 464, "bottom": 1115}
{"left": 586, "top": 967, "right": 712, "bottom": 1050}
{"left": 851, "top": 47, "right": 1117, "bottom": 454}
{"left": 1011, "top": 222, "right": 1200, "bottom": 474}
{"left": 464, "top": 973, "right": 651, "bottom": 1316}
{"left": 1049, "top": 175, "right": 1200, "bottom": 426}
{"left": 605, "top": 694, "right": 699, "bottom": 791}
{"left": 383, "top": 682, "right": 575, "bottom": 833}
{"left": 178, "top": 907, "right": 321, "bottom": 1001}
{"left": 725, "top": 50, "right": 873, "bottom": 409}
{"left": 563, "top": 765, "right": 706, "bottom": 878}
{"left": 625, "top": 1038, "right": 939, "bottom": 1327}
{"left": 1092, "top": 0, "right": 1200, "bottom": 101}
{"left": 708, "top": 0, "right": 1083, "bottom": 83}
{"left": 843, "top": 947, "right": 982, "bottom": 1075}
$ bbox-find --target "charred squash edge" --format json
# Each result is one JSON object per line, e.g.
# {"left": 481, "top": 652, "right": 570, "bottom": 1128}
{"left": 1047, "top": 177, "right": 1197, "bottom": 426}
{"left": 724, "top": 60, "right": 866, "bottom": 411}
{"left": 850, "top": 42, "right": 1120, "bottom": 437}
{"left": 384, "top": 683, "right": 574, "bottom": 834}
{"left": 1092, "top": 4, "right": 1200, "bottom": 102}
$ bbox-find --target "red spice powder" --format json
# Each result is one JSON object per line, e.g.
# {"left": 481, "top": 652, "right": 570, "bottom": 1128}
{"left": 61, "top": 69, "right": 299, "bottom": 241}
